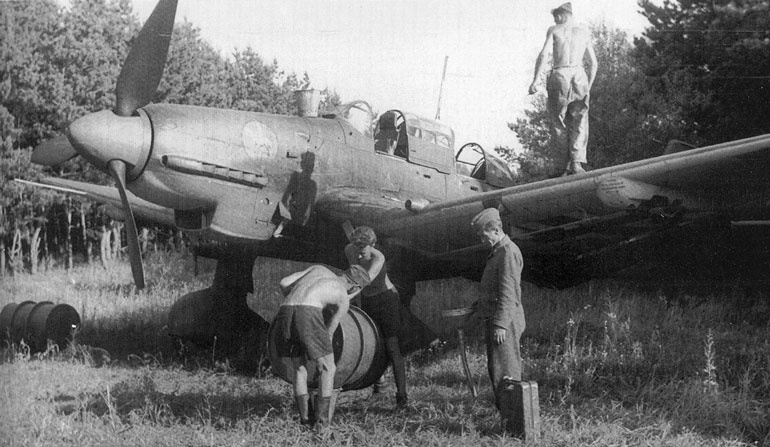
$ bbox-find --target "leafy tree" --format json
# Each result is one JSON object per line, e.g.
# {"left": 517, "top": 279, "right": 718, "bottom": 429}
{"left": 222, "top": 49, "right": 310, "bottom": 114}
{"left": 1, "top": 0, "right": 139, "bottom": 150}
{"left": 586, "top": 22, "right": 683, "bottom": 166}
{"left": 505, "top": 93, "right": 553, "bottom": 180}
{"left": 156, "top": 21, "right": 229, "bottom": 107}
{"left": 1, "top": 0, "right": 66, "bottom": 148}
{"left": 635, "top": 0, "right": 770, "bottom": 143}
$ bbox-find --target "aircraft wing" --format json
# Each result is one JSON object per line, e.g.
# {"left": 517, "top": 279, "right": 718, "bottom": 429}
{"left": 16, "top": 178, "right": 176, "bottom": 227}
{"left": 315, "top": 134, "right": 770, "bottom": 287}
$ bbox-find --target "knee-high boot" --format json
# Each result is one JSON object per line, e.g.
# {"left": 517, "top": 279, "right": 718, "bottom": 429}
{"left": 295, "top": 394, "right": 314, "bottom": 425}
{"left": 315, "top": 396, "right": 333, "bottom": 426}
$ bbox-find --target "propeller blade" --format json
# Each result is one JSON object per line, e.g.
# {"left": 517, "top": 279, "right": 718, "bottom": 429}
{"left": 31, "top": 136, "right": 78, "bottom": 166}
{"left": 107, "top": 160, "right": 146, "bottom": 289}
{"left": 115, "top": 0, "right": 178, "bottom": 117}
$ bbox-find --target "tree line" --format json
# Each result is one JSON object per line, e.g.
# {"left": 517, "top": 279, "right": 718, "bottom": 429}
{"left": 507, "top": 0, "right": 770, "bottom": 180}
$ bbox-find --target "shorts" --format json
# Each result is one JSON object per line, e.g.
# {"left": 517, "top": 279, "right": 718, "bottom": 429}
{"left": 273, "top": 305, "right": 332, "bottom": 360}
{"left": 362, "top": 289, "right": 403, "bottom": 338}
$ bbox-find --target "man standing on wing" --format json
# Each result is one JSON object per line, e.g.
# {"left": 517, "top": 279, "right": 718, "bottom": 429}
{"left": 529, "top": 2, "right": 598, "bottom": 176}
{"left": 274, "top": 264, "right": 371, "bottom": 426}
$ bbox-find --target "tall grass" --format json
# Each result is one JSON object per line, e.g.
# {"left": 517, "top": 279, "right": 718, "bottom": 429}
{"left": 1, "top": 252, "right": 768, "bottom": 446}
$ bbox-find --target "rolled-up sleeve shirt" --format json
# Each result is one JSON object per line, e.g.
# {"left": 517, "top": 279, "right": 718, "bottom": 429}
{"left": 477, "top": 235, "right": 525, "bottom": 333}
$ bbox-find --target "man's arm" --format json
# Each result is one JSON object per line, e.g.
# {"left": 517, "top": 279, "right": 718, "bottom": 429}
{"left": 346, "top": 243, "right": 385, "bottom": 280}
{"left": 346, "top": 286, "right": 362, "bottom": 301}
{"left": 529, "top": 27, "right": 554, "bottom": 95}
{"left": 491, "top": 248, "right": 523, "bottom": 343}
{"left": 584, "top": 39, "right": 598, "bottom": 90}
{"left": 326, "top": 290, "right": 350, "bottom": 338}
{"left": 344, "top": 243, "right": 357, "bottom": 265}
{"left": 365, "top": 248, "right": 386, "bottom": 280}
{"left": 279, "top": 266, "right": 312, "bottom": 296}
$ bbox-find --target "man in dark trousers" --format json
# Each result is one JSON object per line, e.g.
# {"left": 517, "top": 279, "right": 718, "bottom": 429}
{"left": 470, "top": 208, "right": 526, "bottom": 417}
{"left": 275, "top": 264, "right": 371, "bottom": 426}
{"left": 345, "top": 226, "right": 409, "bottom": 409}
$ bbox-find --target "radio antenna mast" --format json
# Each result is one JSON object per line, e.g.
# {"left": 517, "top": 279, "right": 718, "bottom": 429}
{"left": 435, "top": 56, "right": 448, "bottom": 120}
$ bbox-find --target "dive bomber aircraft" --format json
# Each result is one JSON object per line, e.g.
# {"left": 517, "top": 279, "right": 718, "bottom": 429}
{"left": 28, "top": 0, "right": 770, "bottom": 361}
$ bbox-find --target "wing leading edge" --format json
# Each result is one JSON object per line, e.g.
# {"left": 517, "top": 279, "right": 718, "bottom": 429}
{"left": 18, "top": 178, "right": 176, "bottom": 227}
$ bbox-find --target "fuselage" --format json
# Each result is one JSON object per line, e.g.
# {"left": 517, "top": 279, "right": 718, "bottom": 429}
{"left": 120, "top": 103, "right": 506, "bottom": 250}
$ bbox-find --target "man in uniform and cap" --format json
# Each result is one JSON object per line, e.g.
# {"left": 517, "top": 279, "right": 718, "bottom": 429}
{"left": 275, "top": 264, "right": 371, "bottom": 426}
{"left": 528, "top": 2, "right": 598, "bottom": 176}
{"left": 470, "top": 207, "right": 526, "bottom": 425}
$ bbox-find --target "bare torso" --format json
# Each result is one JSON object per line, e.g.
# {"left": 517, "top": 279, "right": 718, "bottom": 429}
{"left": 282, "top": 265, "right": 347, "bottom": 308}
{"left": 550, "top": 23, "right": 591, "bottom": 68}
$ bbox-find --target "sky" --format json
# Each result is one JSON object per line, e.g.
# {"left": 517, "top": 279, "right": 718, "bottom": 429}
{"left": 127, "top": 0, "right": 650, "bottom": 151}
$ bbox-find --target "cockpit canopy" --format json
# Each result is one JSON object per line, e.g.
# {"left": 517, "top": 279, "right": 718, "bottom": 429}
{"left": 455, "top": 142, "right": 518, "bottom": 188}
{"left": 402, "top": 112, "right": 454, "bottom": 150}
{"left": 368, "top": 107, "right": 517, "bottom": 187}
{"left": 373, "top": 109, "right": 456, "bottom": 173}
{"left": 322, "top": 100, "right": 376, "bottom": 138}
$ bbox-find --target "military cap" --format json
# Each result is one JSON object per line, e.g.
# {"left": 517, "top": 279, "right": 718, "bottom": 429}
{"left": 470, "top": 208, "right": 501, "bottom": 231}
{"left": 343, "top": 264, "right": 371, "bottom": 288}
{"left": 552, "top": 2, "right": 572, "bottom": 15}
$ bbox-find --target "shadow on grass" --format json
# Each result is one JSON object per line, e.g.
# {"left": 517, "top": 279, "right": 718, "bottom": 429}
{"left": 56, "top": 380, "right": 286, "bottom": 425}
{"left": 334, "top": 383, "right": 503, "bottom": 437}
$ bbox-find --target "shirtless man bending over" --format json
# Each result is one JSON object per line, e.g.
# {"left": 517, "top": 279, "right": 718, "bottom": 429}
{"left": 274, "top": 264, "right": 371, "bottom": 426}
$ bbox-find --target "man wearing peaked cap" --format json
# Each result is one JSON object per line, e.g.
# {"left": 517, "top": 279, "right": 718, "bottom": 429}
{"left": 469, "top": 207, "right": 526, "bottom": 434}
{"left": 551, "top": 2, "right": 572, "bottom": 15}
{"left": 470, "top": 207, "right": 501, "bottom": 232}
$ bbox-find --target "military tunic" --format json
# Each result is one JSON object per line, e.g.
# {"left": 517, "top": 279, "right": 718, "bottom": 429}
{"left": 475, "top": 234, "right": 525, "bottom": 399}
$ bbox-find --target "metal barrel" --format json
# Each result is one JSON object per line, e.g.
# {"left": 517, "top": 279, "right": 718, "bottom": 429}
{"left": 8, "top": 301, "right": 40, "bottom": 346}
{"left": 268, "top": 305, "right": 387, "bottom": 391}
{"left": 0, "top": 301, "right": 29, "bottom": 340}
{"left": 0, "top": 301, "right": 80, "bottom": 351}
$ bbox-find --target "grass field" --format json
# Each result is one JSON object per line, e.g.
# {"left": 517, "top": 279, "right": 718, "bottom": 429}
{"left": 1, "top": 252, "right": 769, "bottom": 446}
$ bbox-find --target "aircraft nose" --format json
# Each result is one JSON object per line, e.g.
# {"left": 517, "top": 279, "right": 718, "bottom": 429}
{"left": 67, "top": 110, "right": 153, "bottom": 180}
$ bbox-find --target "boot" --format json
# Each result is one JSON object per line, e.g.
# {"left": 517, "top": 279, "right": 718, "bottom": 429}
{"left": 500, "top": 376, "right": 524, "bottom": 438}
{"left": 395, "top": 392, "right": 409, "bottom": 410}
{"left": 562, "top": 161, "right": 585, "bottom": 176}
{"left": 295, "top": 394, "right": 314, "bottom": 426}
{"left": 315, "top": 396, "right": 333, "bottom": 426}
{"left": 372, "top": 376, "right": 386, "bottom": 395}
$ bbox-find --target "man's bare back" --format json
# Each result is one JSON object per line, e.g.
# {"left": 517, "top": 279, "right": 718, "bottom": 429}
{"left": 281, "top": 265, "right": 349, "bottom": 308}
{"left": 550, "top": 23, "right": 591, "bottom": 68}
{"left": 528, "top": 4, "right": 597, "bottom": 94}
